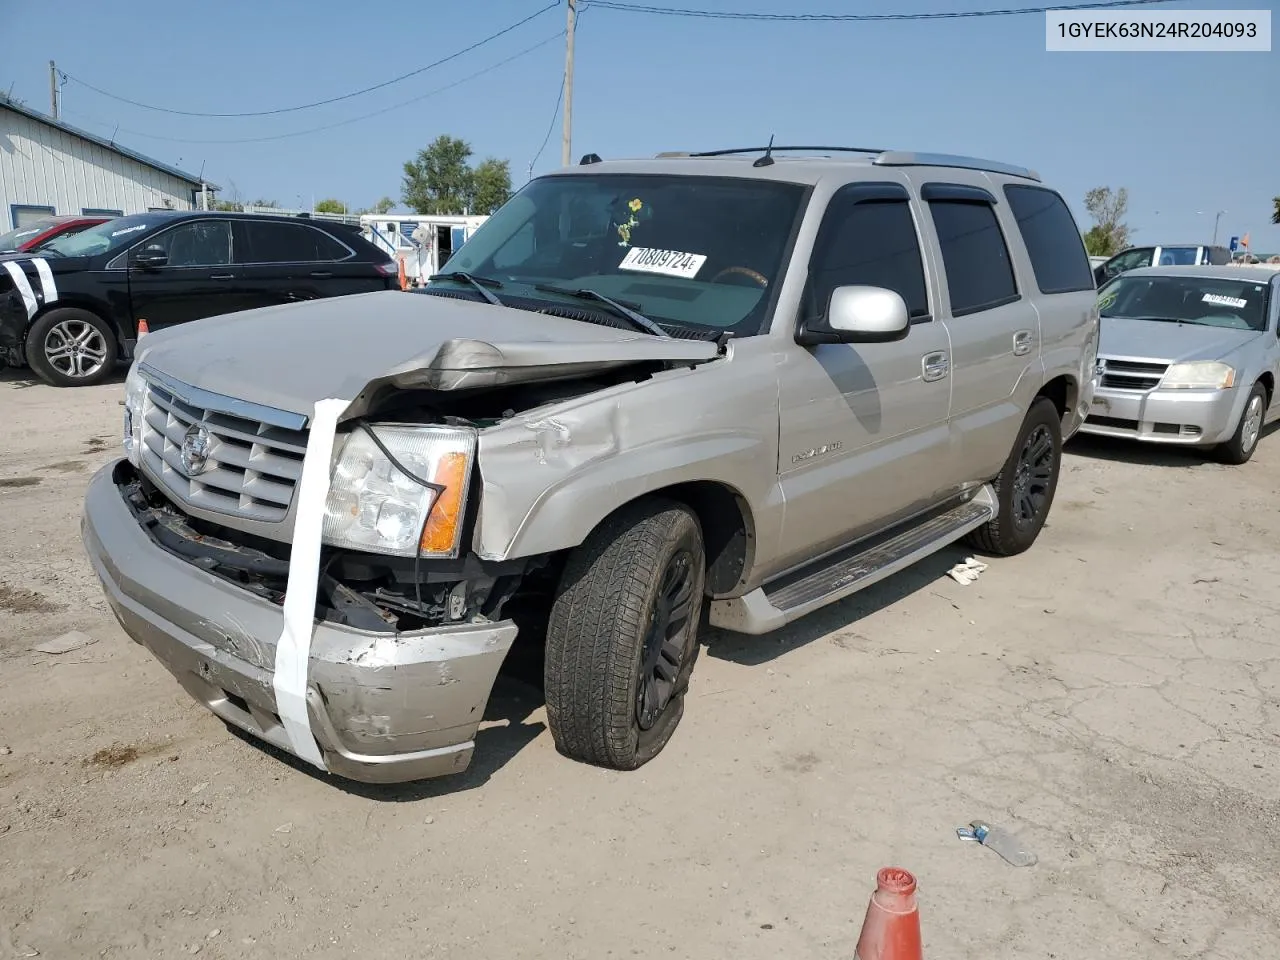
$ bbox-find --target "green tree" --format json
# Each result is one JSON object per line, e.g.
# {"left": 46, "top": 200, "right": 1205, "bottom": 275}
{"left": 470, "top": 158, "right": 512, "bottom": 215}
{"left": 356, "top": 196, "right": 396, "bottom": 216}
{"left": 1082, "top": 186, "right": 1131, "bottom": 256}
{"left": 211, "top": 199, "right": 243, "bottom": 212}
{"left": 402, "top": 135, "right": 475, "bottom": 214}
{"left": 249, "top": 198, "right": 278, "bottom": 208}
{"left": 1272, "top": 196, "right": 1279, "bottom": 225}
{"left": 314, "top": 198, "right": 347, "bottom": 214}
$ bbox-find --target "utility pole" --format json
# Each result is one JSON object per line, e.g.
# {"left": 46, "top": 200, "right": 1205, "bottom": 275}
{"left": 561, "top": 0, "right": 577, "bottom": 168}
{"left": 1212, "top": 210, "right": 1226, "bottom": 246}
{"left": 49, "top": 60, "right": 59, "bottom": 119}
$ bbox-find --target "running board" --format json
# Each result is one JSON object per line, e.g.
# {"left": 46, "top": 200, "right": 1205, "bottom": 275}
{"left": 708, "top": 485, "right": 996, "bottom": 635}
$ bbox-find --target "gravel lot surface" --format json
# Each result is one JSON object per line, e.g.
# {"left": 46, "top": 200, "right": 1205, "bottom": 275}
{"left": 1, "top": 367, "right": 1277, "bottom": 959}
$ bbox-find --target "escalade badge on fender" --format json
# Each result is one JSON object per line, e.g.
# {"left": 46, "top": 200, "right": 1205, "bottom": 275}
{"left": 180, "top": 424, "right": 212, "bottom": 477}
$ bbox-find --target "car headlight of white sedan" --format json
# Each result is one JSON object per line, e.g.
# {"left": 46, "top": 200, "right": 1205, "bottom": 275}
{"left": 322, "top": 424, "right": 476, "bottom": 559}
{"left": 1160, "top": 361, "right": 1236, "bottom": 390}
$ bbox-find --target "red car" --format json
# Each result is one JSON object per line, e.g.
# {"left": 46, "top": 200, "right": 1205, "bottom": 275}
{"left": 0, "top": 215, "right": 113, "bottom": 254}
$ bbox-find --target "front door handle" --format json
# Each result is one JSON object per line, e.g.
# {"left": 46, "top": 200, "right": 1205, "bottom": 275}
{"left": 310, "top": 271, "right": 332, "bottom": 279}
{"left": 1013, "top": 330, "right": 1034, "bottom": 356}
{"left": 922, "top": 351, "right": 949, "bottom": 382}
{"left": 210, "top": 274, "right": 235, "bottom": 281}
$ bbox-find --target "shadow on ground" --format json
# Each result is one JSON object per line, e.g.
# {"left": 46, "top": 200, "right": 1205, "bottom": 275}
{"left": 705, "top": 544, "right": 971, "bottom": 666}
{"left": 1066, "top": 421, "right": 1280, "bottom": 468}
{"left": 0, "top": 367, "right": 127, "bottom": 389}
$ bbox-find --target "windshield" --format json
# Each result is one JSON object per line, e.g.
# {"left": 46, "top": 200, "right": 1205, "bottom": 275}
{"left": 41, "top": 214, "right": 156, "bottom": 258}
{"left": 0, "top": 220, "right": 56, "bottom": 252}
{"left": 436, "top": 173, "right": 806, "bottom": 334}
{"left": 1098, "top": 274, "right": 1271, "bottom": 332}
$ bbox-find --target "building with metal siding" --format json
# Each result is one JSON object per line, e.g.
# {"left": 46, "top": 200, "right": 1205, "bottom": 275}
{"left": 0, "top": 99, "right": 217, "bottom": 232}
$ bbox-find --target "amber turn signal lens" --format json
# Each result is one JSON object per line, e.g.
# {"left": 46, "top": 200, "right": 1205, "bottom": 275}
{"left": 419, "top": 451, "right": 469, "bottom": 555}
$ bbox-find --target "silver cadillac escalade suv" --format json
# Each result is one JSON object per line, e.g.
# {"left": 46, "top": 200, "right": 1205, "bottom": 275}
{"left": 81, "top": 146, "right": 1098, "bottom": 784}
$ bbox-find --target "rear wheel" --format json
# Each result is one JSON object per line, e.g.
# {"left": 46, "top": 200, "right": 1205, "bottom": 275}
{"left": 1217, "top": 382, "right": 1267, "bottom": 465}
{"left": 544, "top": 498, "right": 705, "bottom": 771}
{"left": 25, "top": 308, "right": 118, "bottom": 387}
{"left": 965, "top": 397, "right": 1063, "bottom": 557}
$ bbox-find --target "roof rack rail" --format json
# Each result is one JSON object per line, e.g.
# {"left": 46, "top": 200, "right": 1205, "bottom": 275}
{"left": 662, "top": 145, "right": 887, "bottom": 159}
{"left": 873, "top": 151, "right": 1041, "bottom": 182}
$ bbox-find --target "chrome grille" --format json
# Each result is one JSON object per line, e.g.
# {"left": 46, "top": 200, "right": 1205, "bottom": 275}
{"left": 139, "top": 379, "right": 308, "bottom": 523}
{"left": 1099, "top": 358, "right": 1168, "bottom": 392}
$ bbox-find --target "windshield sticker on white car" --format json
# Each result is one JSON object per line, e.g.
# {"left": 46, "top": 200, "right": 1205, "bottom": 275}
{"left": 1202, "top": 293, "right": 1247, "bottom": 309}
{"left": 111, "top": 224, "right": 148, "bottom": 238}
{"left": 618, "top": 247, "right": 707, "bottom": 279}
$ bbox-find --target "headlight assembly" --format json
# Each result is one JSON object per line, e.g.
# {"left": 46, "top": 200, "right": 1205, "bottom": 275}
{"left": 122, "top": 363, "right": 146, "bottom": 466}
{"left": 1161, "top": 361, "right": 1236, "bottom": 390}
{"left": 322, "top": 424, "right": 476, "bottom": 558}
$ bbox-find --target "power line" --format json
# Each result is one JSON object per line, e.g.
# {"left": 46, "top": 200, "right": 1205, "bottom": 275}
{"left": 62, "top": 32, "right": 566, "bottom": 146}
{"left": 529, "top": 76, "right": 566, "bottom": 176}
{"left": 61, "top": 0, "right": 559, "bottom": 118}
{"left": 585, "top": 0, "right": 1174, "bottom": 21}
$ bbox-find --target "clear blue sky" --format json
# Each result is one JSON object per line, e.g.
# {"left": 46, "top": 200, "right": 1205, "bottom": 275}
{"left": 3, "top": 0, "right": 1277, "bottom": 249}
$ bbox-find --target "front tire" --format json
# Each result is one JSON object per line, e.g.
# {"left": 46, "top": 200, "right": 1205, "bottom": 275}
{"left": 544, "top": 498, "right": 706, "bottom": 771}
{"left": 966, "top": 397, "right": 1063, "bottom": 557}
{"left": 1217, "top": 382, "right": 1267, "bottom": 465}
{"left": 25, "top": 308, "right": 118, "bottom": 387}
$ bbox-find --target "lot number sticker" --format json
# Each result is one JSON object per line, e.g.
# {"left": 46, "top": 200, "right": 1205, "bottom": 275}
{"left": 619, "top": 247, "right": 707, "bottom": 279}
{"left": 1202, "top": 293, "right": 1247, "bottom": 309}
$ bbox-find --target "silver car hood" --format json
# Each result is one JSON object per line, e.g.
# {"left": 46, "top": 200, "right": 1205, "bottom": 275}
{"left": 1098, "top": 317, "right": 1261, "bottom": 364}
{"left": 135, "top": 289, "right": 720, "bottom": 421}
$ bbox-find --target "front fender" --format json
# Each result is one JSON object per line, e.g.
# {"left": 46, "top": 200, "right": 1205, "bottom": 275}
{"left": 472, "top": 365, "right": 780, "bottom": 562}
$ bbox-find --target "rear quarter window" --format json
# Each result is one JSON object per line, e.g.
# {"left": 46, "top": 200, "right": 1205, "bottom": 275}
{"left": 1002, "top": 185, "right": 1094, "bottom": 294}
{"left": 927, "top": 197, "right": 1019, "bottom": 317}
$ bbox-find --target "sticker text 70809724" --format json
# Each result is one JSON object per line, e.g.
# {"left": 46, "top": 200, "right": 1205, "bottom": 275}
{"left": 618, "top": 247, "right": 708, "bottom": 280}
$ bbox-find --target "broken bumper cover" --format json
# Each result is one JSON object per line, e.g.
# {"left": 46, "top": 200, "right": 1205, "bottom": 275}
{"left": 80, "top": 461, "right": 517, "bottom": 784}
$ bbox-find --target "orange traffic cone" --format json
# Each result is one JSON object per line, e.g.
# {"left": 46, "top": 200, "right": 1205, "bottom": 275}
{"left": 136, "top": 319, "right": 150, "bottom": 338}
{"left": 855, "top": 867, "right": 923, "bottom": 960}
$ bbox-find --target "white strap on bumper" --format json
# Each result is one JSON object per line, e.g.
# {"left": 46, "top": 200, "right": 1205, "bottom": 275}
{"left": 272, "top": 397, "right": 350, "bottom": 772}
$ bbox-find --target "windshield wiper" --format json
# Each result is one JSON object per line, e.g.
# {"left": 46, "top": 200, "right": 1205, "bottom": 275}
{"left": 534, "top": 284, "right": 669, "bottom": 338}
{"left": 428, "top": 271, "right": 505, "bottom": 306}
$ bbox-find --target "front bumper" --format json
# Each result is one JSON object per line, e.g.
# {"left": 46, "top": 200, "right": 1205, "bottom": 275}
{"left": 81, "top": 461, "right": 517, "bottom": 784}
{"left": 1079, "top": 385, "right": 1240, "bottom": 446}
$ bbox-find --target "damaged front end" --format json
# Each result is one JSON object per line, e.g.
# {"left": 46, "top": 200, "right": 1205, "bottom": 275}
{"left": 87, "top": 461, "right": 524, "bottom": 783}
{"left": 87, "top": 320, "right": 725, "bottom": 783}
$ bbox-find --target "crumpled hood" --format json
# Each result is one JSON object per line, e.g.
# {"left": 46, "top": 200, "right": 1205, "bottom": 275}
{"left": 1099, "top": 317, "right": 1261, "bottom": 364}
{"left": 135, "top": 289, "right": 720, "bottom": 420}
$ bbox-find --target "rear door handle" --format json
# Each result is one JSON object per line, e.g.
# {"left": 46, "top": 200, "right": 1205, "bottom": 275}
{"left": 210, "top": 274, "right": 235, "bottom": 281}
{"left": 310, "top": 271, "right": 333, "bottom": 279}
{"left": 1013, "top": 330, "right": 1034, "bottom": 356}
{"left": 922, "top": 351, "right": 949, "bottom": 382}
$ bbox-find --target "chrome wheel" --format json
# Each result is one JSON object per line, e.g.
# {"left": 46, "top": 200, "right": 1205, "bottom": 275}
{"left": 1241, "top": 394, "right": 1264, "bottom": 454}
{"left": 44, "top": 320, "right": 108, "bottom": 380}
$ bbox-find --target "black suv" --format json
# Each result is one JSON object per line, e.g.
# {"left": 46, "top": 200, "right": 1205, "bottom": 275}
{"left": 0, "top": 211, "right": 398, "bottom": 387}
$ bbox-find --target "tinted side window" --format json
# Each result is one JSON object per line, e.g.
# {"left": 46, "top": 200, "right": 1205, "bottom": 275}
{"left": 1002, "top": 185, "right": 1093, "bottom": 294}
{"left": 928, "top": 200, "right": 1018, "bottom": 316}
{"left": 308, "top": 226, "right": 353, "bottom": 261}
{"left": 154, "top": 221, "right": 232, "bottom": 267}
{"left": 239, "top": 221, "right": 331, "bottom": 263}
{"left": 807, "top": 196, "right": 930, "bottom": 321}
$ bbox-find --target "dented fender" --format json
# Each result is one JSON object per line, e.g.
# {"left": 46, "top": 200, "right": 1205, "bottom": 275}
{"left": 472, "top": 342, "right": 785, "bottom": 564}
